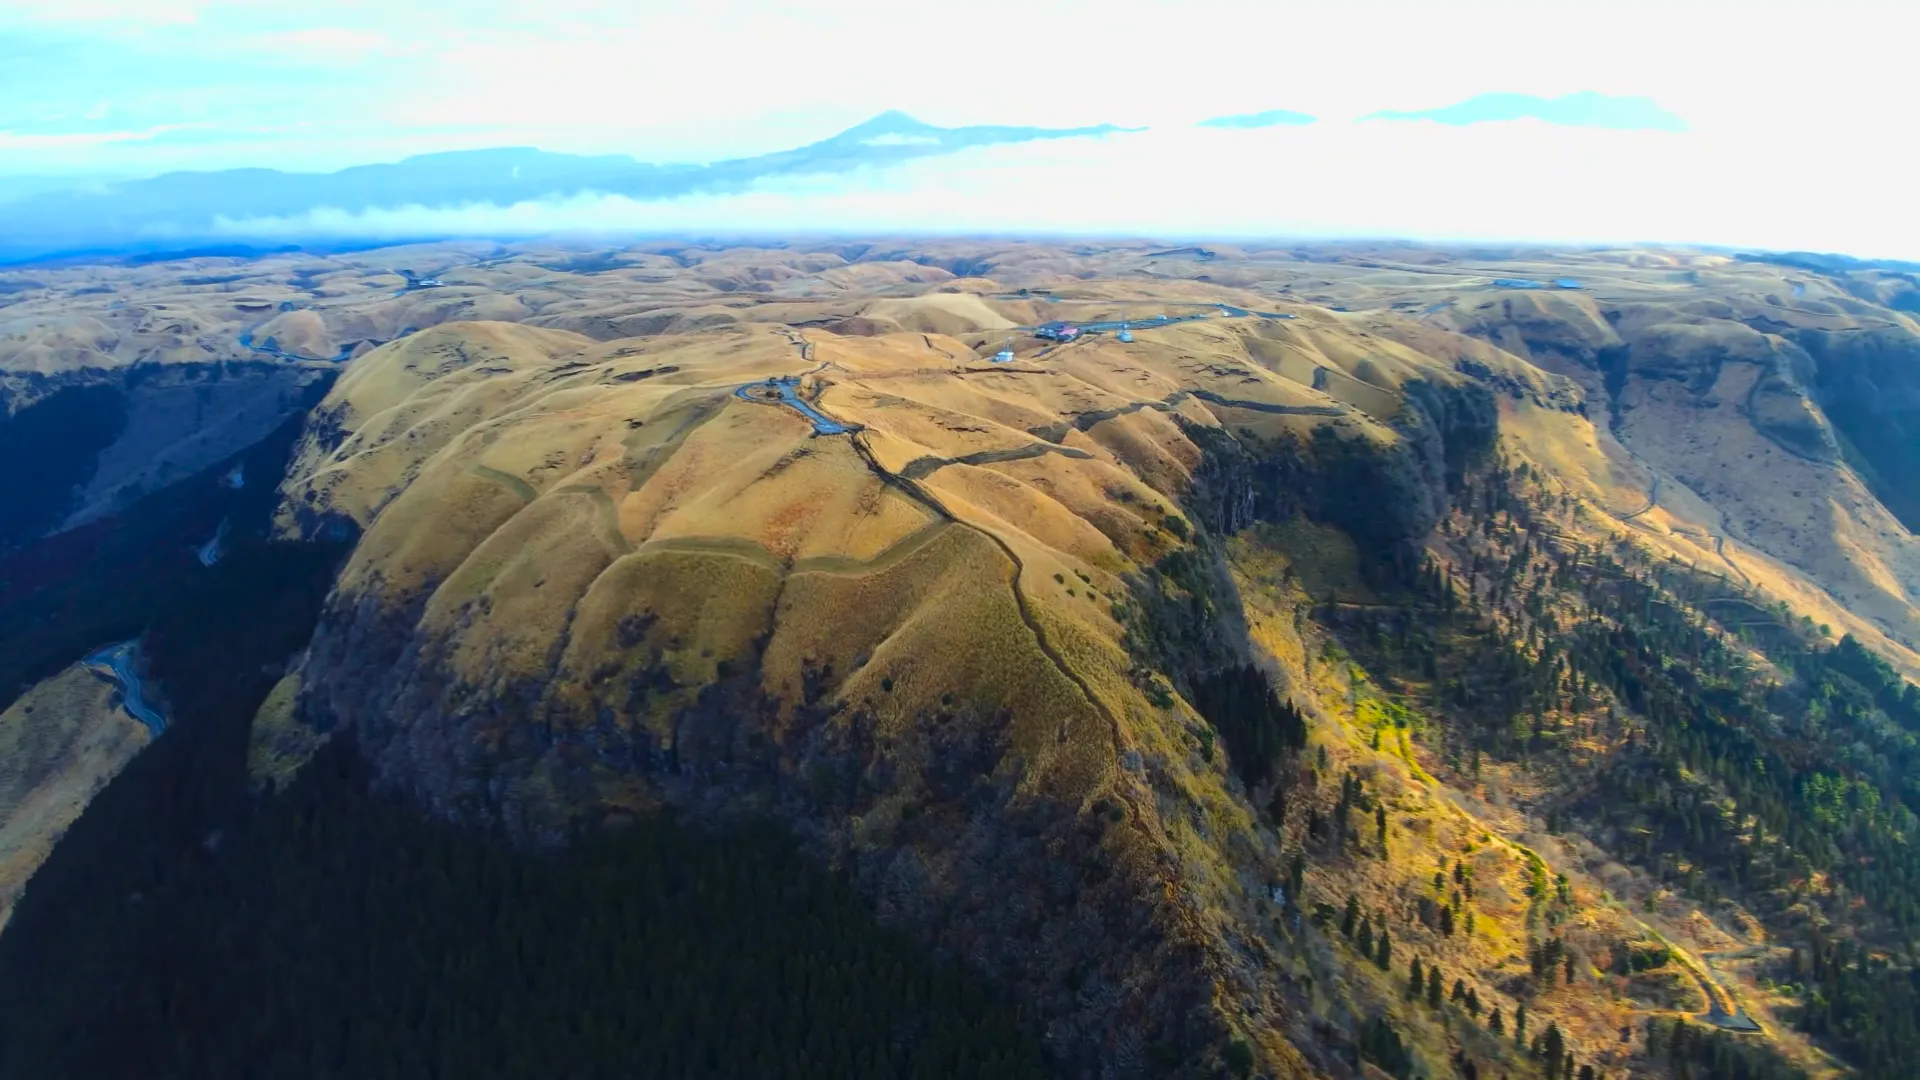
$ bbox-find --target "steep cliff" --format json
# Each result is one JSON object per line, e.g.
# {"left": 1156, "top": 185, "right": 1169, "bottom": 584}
{"left": 270, "top": 306, "right": 1504, "bottom": 1077}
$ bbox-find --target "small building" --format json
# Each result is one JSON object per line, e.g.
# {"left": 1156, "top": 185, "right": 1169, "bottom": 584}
{"left": 1117, "top": 324, "right": 1134, "bottom": 343}
{"left": 1035, "top": 322, "right": 1081, "bottom": 342}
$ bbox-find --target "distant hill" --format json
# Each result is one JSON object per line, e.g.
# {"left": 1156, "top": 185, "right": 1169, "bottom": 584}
{"left": 0, "top": 112, "right": 1139, "bottom": 264}
{"left": 1734, "top": 249, "right": 1920, "bottom": 274}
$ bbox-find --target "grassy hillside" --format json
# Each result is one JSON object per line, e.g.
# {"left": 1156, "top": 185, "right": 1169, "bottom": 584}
{"left": 7, "top": 238, "right": 1920, "bottom": 1079}
{"left": 0, "top": 663, "right": 147, "bottom": 931}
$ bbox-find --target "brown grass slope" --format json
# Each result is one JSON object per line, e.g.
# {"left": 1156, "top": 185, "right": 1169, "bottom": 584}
{"left": 19, "top": 237, "right": 1920, "bottom": 1077}
{"left": 271, "top": 303, "right": 1527, "bottom": 1077}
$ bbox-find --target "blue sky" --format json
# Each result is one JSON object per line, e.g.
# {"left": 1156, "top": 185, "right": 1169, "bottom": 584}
{"left": 2, "top": 0, "right": 1915, "bottom": 255}
{"left": 5, "top": 0, "right": 1902, "bottom": 174}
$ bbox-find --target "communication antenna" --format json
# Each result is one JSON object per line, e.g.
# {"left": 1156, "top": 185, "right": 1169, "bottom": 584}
{"left": 1118, "top": 322, "right": 1134, "bottom": 343}
{"left": 994, "top": 336, "right": 1015, "bottom": 363}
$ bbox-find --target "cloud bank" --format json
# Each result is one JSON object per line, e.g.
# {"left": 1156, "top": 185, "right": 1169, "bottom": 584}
{"left": 1363, "top": 92, "right": 1688, "bottom": 132}
{"left": 1197, "top": 110, "right": 1318, "bottom": 130}
{"left": 181, "top": 122, "right": 1920, "bottom": 260}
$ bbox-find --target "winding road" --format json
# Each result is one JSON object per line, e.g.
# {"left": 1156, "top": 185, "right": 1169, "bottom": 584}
{"left": 734, "top": 377, "right": 853, "bottom": 435}
{"left": 236, "top": 306, "right": 417, "bottom": 364}
{"left": 196, "top": 517, "right": 230, "bottom": 568}
{"left": 990, "top": 299, "right": 1297, "bottom": 338}
{"left": 731, "top": 332, "right": 1137, "bottom": 798}
{"left": 237, "top": 325, "right": 359, "bottom": 364}
{"left": 83, "top": 641, "right": 167, "bottom": 738}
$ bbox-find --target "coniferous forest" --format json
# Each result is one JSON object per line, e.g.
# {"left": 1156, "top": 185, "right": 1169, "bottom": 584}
{"left": 1316, "top": 459, "right": 1920, "bottom": 1080}
{"left": 1, "top": 735, "right": 1051, "bottom": 1080}
{"left": 0, "top": 424, "right": 1052, "bottom": 1080}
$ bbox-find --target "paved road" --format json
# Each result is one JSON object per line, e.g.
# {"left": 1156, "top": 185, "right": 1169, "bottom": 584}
{"left": 84, "top": 641, "right": 167, "bottom": 738}
{"left": 734, "top": 377, "right": 854, "bottom": 435}
{"left": 196, "top": 517, "right": 230, "bottom": 568}
{"left": 237, "top": 325, "right": 359, "bottom": 364}
{"left": 237, "top": 307, "right": 417, "bottom": 364}
{"left": 995, "top": 301, "right": 1297, "bottom": 338}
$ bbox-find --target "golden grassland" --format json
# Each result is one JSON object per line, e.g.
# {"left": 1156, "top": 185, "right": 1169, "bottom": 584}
{"left": 283, "top": 304, "right": 1510, "bottom": 768}
{"left": 17, "top": 234, "right": 1914, "bottom": 677}
{"left": 277, "top": 294, "right": 1549, "bottom": 1078}
{"left": 257, "top": 240, "right": 1920, "bottom": 1075}
{"left": 0, "top": 664, "right": 149, "bottom": 932}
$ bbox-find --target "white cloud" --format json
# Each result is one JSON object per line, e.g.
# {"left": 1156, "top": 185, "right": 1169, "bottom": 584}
{"left": 16, "top": 0, "right": 1907, "bottom": 168}
{"left": 0, "top": 123, "right": 206, "bottom": 149}
{"left": 5, "top": 0, "right": 1917, "bottom": 254}
{"left": 179, "top": 124, "right": 1920, "bottom": 259}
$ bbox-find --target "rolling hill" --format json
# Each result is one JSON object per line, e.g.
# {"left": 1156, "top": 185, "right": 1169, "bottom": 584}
{"left": 3, "top": 238, "right": 1920, "bottom": 1079}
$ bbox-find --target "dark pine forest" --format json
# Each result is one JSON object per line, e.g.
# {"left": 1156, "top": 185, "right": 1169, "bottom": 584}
{"left": 0, "top": 417, "right": 1052, "bottom": 1080}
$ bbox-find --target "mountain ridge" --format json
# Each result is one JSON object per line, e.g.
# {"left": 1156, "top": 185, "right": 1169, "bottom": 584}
{"left": 0, "top": 113, "right": 1140, "bottom": 264}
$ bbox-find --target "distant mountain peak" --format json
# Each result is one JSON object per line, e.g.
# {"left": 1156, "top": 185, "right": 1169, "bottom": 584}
{"left": 842, "top": 110, "right": 935, "bottom": 136}
{"left": 0, "top": 112, "right": 1138, "bottom": 263}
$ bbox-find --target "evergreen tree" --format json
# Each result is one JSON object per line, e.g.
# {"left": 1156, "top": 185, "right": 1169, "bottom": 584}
{"left": 1408, "top": 956, "right": 1425, "bottom": 999}
{"left": 1427, "top": 967, "right": 1444, "bottom": 1008}
{"left": 1543, "top": 1021, "right": 1565, "bottom": 1074}
{"left": 1489, "top": 1005, "right": 1504, "bottom": 1035}
{"left": 1375, "top": 928, "right": 1391, "bottom": 970}
{"left": 1342, "top": 895, "right": 1359, "bottom": 939}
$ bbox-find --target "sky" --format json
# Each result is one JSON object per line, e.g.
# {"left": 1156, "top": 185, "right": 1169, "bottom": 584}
{"left": 2, "top": 0, "right": 1917, "bottom": 255}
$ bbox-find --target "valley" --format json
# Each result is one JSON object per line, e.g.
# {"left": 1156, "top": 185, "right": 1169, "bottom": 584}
{"left": 2, "top": 238, "right": 1918, "bottom": 1079}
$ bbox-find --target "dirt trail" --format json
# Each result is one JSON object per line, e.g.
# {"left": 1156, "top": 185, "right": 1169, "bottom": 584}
{"left": 1425, "top": 784, "right": 1762, "bottom": 1033}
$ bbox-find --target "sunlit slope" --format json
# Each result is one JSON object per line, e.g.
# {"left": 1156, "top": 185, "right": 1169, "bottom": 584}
{"left": 274, "top": 308, "right": 1520, "bottom": 1076}
{"left": 0, "top": 664, "right": 149, "bottom": 932}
